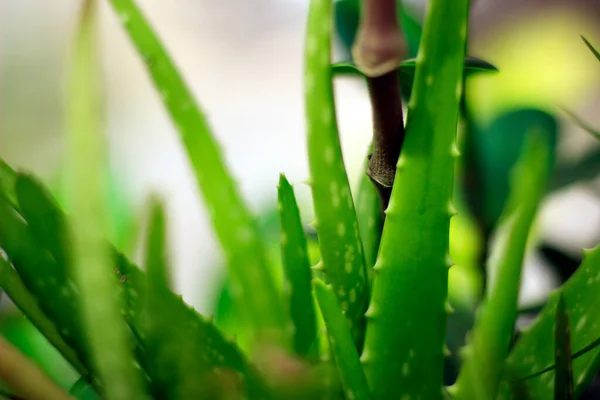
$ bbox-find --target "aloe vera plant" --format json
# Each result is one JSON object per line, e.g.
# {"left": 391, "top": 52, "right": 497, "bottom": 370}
{"left": 1, "top": 0, "right": 600, "bottom": 399}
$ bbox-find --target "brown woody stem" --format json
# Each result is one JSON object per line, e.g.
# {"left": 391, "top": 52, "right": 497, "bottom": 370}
{"left": 352, "top": 0, "right": 408, "bottom": 210}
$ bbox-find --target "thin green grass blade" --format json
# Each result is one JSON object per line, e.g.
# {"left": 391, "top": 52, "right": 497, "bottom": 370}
{"left": 361, "top": 0, "right": 469, "bottom": 397}
{"left": 313, "top": 279, "right": 371, "bottom": 400}
{"left": 277, "top": 174, "right": 317, "bottom": 357}
{"left": 354, "top": 149, "right": 382, "bottom": 275}
{"left": 66, "top": 2, "right": 146, "bottom": 398}
{"left": 452, "top": 133, "right": 551, "bottom": 400}
{"left": 144, "top": 197, "right": 171, "bottom": 291}
{"left": 504, "top": 245, "right": 600, "bottom": 399}
{"left": 554, "top": 294, "right": 574, "bottom": 400}
{"left": 582, "top": 35, "right": 600, "bottom": 62}
{"left": 107, "top": 0, "right": 287, "bottom": 344}
{"left": 0, "top": 256, "right": 88, "bottom": 381}
{"left": 304, "top": 0, "right": 368, "bottom": 346}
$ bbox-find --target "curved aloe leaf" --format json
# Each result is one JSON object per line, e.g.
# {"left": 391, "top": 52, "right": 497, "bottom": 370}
{"left": 504, "top": 245, "right": 600, "bottom": 399}
{"left": 554, "top": 294, "right": 574, "bottom": 400}
{"left": 304, "top": 0, "right": 368, "bottom": 346}
{"left": 277, "top": 174, "right": 317, "bottom": 357}
{"left": 313, "top": 279, "right": 371, "bottom": 400}
{"left": 107, "top": 0, "right": 287, "bottom": 344}
{"left": 361, "top": 0, "right": 468, "bottom": 397}
{"left": 453, "top": 133, "right": 551, "bottom": 400}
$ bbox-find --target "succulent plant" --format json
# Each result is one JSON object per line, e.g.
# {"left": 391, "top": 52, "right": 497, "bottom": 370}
{"left": 1, "top": 0, "right": 600, "bottom": 399}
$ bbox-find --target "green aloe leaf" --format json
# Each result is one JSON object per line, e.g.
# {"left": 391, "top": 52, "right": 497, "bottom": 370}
{"left": 313, "top": 279, "right": 371, "bottom": 400}
{"left": 304, "top": 0, "right": 368, "bottom": 346}
{"left": 144, "top": 197, "right": 171, "bottom": 291}
{"left": 582, "top": 35, "right": 600, "bottom": 62}
{"left": 361, "top": 0, "right": 468, "bottom": 397}
{"left": 1, "top": 161, "right": 271, "bottom": 399}
{"left": 107, "top": 0, "right": 287, "bottom": 344}
{"left": 277, "top": 174, "right": 317, "bottom": 357}
{"left": 116, "top": 253, "right": 270, "bottom": 399}
{"left": 554, "top": 294, "right": 574, "bottom": 400}
{"left": 66, "top": 1, "right": 146, "bottom": 398}
{"left": 354, "top": 149, "right": 383, "bottom": 276}
{"left": 504, "top": 245, "right": 600, "bottom": 399}
{"left": 0, "top": 255, "right": 88, "bottom": 382}
{"left": 0, "top": 194, "right": 95, "bottom": 385}
{"left": 453, "top": 132, "right": 551, "bottom": 400}
{"left": 0, "top": 164, "right": 267, "bottom": 399}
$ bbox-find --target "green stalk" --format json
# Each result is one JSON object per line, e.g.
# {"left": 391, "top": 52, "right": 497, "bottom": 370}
{"left": 361, "top": 0, "right": 469, "bottom": 397}
{"left": 452, "top": 133, "right": 551, "bottom": 400}
{"left": 314, "top": 279, "right": 371, "bottom": 400}
{"left": 66, "top": 2, "right": 145, "bottom": 398}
